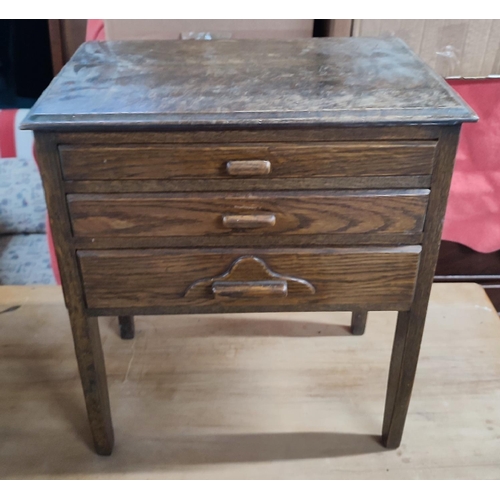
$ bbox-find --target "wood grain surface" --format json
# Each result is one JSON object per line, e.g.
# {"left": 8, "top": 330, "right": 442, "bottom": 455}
{"left": 20, "top": 38, "right": 476, "bottom": 130}
{"left": 77, "top": 247, "right": 421, "bottom": 312}
{"left": 67, "top": 190, "right": 429, "bottom": 238}
{"left": 212, "top": 281, "right": 289, "bottom": 300}
{"left": 59, "top": 142, "right": 436, "bottom": 180}
{"left": 185, "top": 255, "right": 316, "bottom": 299}
{"left": 1, "top": 283, "right": 499, "bottom": 479}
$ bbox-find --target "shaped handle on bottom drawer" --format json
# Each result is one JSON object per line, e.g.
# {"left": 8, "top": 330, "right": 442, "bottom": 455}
{"left": 212, "top": 280, "right": 288, "bottom": 299}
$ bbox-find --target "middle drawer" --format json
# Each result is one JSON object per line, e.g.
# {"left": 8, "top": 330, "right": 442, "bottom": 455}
{"left": 67, "top": 190, "right": 429, "bottom": 238}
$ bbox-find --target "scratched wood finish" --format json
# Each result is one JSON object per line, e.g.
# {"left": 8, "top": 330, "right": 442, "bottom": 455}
{"left": 77, "top": 247, "right": 421, "bottom": 311}
{"left": 20, "top": 39, "right": 476, "bottom": 130}
{"left": 59, "top": 142, "right": 436, "bottom": 180}
{"left": 21, "top": 38, "right": 477, "bottom": 455}
{"left": 67, "top": 190, "right": 429, "bottom": 238}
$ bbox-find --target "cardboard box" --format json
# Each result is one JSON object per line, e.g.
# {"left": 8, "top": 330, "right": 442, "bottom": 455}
{"left": 104, "top": 20, "right": 314, "bottom": 41}
{"left": 350, "top": 20, "right": 500, "bottom": 78}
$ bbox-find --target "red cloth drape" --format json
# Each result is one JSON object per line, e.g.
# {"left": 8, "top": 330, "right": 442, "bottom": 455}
{"left": 443, "top": 80, "right": 500, "bottom": 253}
{"left": 85, "top": 19, "right": 106, "bottom": 41}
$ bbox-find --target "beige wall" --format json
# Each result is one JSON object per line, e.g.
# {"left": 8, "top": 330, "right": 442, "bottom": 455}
{"left": 104, "top": 20, "right": 314, "bottom": 41}
{"left": 351, "top": 20, "right": 500, "bottom": 78}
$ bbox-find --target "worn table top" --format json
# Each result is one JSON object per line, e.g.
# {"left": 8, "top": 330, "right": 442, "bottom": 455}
{"left": 0, "top": 283, "right": 499, "bottom": 478}
{"left": 22, "top": 38, "right": 477, "bottom": 131}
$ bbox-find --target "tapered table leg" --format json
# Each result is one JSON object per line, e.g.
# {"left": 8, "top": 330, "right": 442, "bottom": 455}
{"left": 118, "top": 315, "right": 135, "bottom": 340}
{"left": 69, "top": 310, "right": 114, "bottom": 455}
{"left": 381, "top": 127, "right": 461, "bottom": 448}
{"left": 382, "top": 308, "right": 426, "bottom": 449}
{"left": 35, "top": 134, "right": 115, "bottom": 455}
{"left": 351, "top": 310, "right": 368, "bottom": 335}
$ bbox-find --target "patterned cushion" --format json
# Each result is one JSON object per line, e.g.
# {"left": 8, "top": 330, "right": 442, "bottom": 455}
{"left": 0, "top": 108, "right": 54, "bottom": 285}
{"left": 0, "top": 157, "right": 47, "bottom": 233}
{"left": 0, "top": 234, "right": 55, "bottom": 285}
{"left": 0, "top": 108, "right": 46, "bottom": 234}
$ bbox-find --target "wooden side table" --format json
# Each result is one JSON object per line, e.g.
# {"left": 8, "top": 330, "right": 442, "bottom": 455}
{"left": 21, "top": 38, "right": 477, "bottom": 455}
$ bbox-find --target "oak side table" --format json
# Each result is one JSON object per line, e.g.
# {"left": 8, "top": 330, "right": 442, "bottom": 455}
{"left": 22, "top": 38, "right": 477, "bottom": 455}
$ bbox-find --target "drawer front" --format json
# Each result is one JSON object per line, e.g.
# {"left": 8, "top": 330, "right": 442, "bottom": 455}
{"left": 59, "top": 142, "right": 436, "bottom": 180}
{"left": 68, "top": 190, "right": 429, "bottom": 238}
{"left": 78, "top": 247, "right": 421, "bottom": 312}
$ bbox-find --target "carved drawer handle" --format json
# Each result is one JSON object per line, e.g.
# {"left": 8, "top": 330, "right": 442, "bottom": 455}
{"left": 212, "top": 280, "right": 287, "bottom": 299}
{"left": 226, "top": 160, "right": 271, "bottom": 176}
{"left": 222, "top": 213, "right": 276, "bottom": 229}
{"left": 184, "top": 256, "right": 315, "bottom": 299}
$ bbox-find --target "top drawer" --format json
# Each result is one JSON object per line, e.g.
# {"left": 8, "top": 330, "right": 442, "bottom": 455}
{"left": 59, "top": 142, "right": 436, "bottom": 181}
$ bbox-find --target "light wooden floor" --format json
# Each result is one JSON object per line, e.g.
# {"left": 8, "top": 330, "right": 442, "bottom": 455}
{"left": 0, "top": 283, "right": 499, "bottom": 479}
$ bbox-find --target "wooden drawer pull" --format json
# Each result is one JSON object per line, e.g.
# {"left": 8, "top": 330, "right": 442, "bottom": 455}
{"left": 184, "top": 255, "right": 316, "bottom": 299}
{"left": 222, "top": 213, "right": 276, "bottom": 229}
{"left": 212, "top": 280, "right": 287, "bottom": 299}
{"left": 226, "top": 160, "right": 271, "bottom": 176}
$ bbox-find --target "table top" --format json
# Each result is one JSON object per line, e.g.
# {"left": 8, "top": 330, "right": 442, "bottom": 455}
{"left": 1, "top": 283, "right": 499, "bottom": 478}
{"left": 22, "top": 38, "right": 477, "bottom": 131}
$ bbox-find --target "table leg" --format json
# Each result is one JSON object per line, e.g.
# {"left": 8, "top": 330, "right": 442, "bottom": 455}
{"left": 35, "top": 134, "right": 115, "bottom": 455}
{"left": 382, "top": 308, "right": 426, "bottom": 449}
{"left": 351, "top": 310, "right": 367, "bottom": 335}
{"left": 380, "top": 127, "right": 461, "bottom": 448}
{"left": 69, "top": 309, "right": 114, "bottom": 455}
{"left": 118, "top": 315, "right": 135, "bottom": 340}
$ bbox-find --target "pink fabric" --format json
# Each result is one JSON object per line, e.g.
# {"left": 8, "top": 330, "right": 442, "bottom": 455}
{"left": 443, "top": 80, "right": 500, "bottom": 253}
{"left": 32, "top": 145, "right": 62, "bottom": 285}
{"left": 45, "top": 214, "right": 61, "bottom": 284}
{"left": 86, "top": 19, "right": 106, "bottom": 41}
{"left": 0, "top": 109, "right": 35, "bottom": 161}
{"left": 0, "top": 109, "right": 61, "bottom": 283}
{"left": 0, "top": 109, "right": 17, "bottom": 157}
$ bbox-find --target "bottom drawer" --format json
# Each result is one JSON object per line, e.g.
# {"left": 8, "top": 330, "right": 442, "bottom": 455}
{"left": 78, "top": 247, "right": 421, "bottom": 313}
